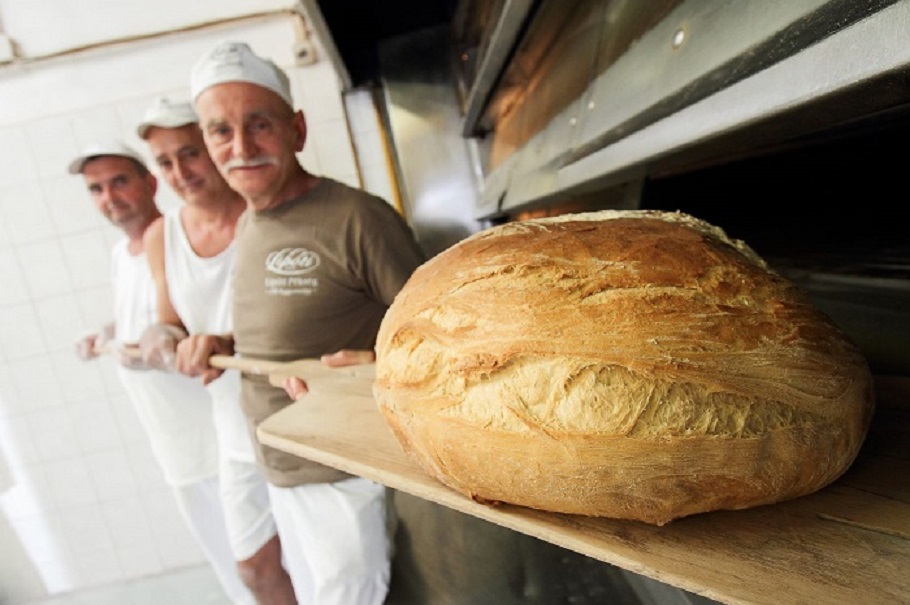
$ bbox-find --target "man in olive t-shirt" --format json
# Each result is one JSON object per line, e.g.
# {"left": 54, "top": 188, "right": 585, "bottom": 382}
{"left": 178, "top": 41, "right": 426, "bottom": 605}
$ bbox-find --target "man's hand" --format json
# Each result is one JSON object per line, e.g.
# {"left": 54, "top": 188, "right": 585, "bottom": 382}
{"left": 76, "top": 326, "right": 151, "bottom": 370}
{"left": 139, "top": 324, "right": 188, "bottom": 371}
{"left": 110, "top": 341, "right": 151, "bottom": 371}
{"left": 176, "top": 334, "right": 235, "bottom": 385}
{"left": 281, "top": 349, "right": 376, "bottom": 401}
{"left": 75, "top": 323, "right": 117, "bottom": 360}
{"left": 74, "top": 332, "right": 101, "bottom": 361}
{"left": 320, "top": 349, "right": 376, "bottom": 367}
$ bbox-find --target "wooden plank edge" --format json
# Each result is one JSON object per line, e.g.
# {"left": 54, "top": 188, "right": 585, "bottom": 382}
{"left": 259, "top": 426, "right": 772, "bottom": 605}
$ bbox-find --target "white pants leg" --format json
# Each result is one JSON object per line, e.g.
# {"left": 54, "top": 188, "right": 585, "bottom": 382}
{"left": 268, "top": 477, "right": 392, "bottom": 605}
{"left": 209, "top": 372, "right": 278, "bottom": 561}
{"left": 218, "top": 456, "right": 278, "bottom": 561}
{"left": 171, "top": 476, "right": 256, "bottom": 605}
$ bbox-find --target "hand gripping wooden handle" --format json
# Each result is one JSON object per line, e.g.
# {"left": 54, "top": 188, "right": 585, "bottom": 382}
{"left": 208, "top": 354, "right": 376, "bottom": 393}
{"left": 208, "top": 354, "right": 289, "bottom": 376}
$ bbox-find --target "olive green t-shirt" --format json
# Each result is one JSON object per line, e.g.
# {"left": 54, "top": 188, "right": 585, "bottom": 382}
{"left": 233, "top": 177, "right": 426, "bottom": 486}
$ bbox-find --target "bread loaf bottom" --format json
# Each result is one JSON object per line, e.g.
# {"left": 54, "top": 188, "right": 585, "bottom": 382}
{"left": 374, "top": 210, "right": 875, "bottom": 525}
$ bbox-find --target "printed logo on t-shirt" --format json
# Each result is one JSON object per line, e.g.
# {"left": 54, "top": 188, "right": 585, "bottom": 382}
{"left": 264, "top": 247, "right": 320, "bottom": 296}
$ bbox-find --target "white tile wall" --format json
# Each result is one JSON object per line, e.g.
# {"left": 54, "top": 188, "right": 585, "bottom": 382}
{"left": 45, "top": 177, "right": 109, "bottom": 238}
{"left": 0, "top": 126, "right": 40, "bottom": 185}
{"left": 0, "top": 182, "right": 57, "bottom": 246}
{"left": 308, "top": 118, "right": 360, "bottom": 184}
{"left": 293, "top": 61, "right": 347, "bottom": 123}
{"left": 0, "top": 250, "right": 29, "bottom": 308}
{"left": 35, "top": 295, "right": 85, "bottom": 353}
{"left": 0, "top": 418, "right": 42, "bottom": 468}
{"left": 0, "top": 9, "right": 396, "bottom": 600}
{"left": 29, "top": 411, "right": 83, "bottom": 463}
{"left": 47, "top": 350, "right": 108, "bottom": 404}
{"left": 58, "top": 232, "right": 112, "bottom": 291}
{"left": 74, "top": 285, "right": 116, "bottom": 334}
{"left": 66, "top": 398, "right": 121, "bottom": 451}
{"left": 1, "top": 468, "right": 47, "bottom": 522}
{"left": 0, "top": 305, "right": 48, "bottom": 360}
{"left": 26, "top": 116, "right": 81, "bottom": 180}
{"left": 18, "top": 240, "right": 76, "bottom": 300}
{"left": 344, "top": 88, "right": 399, "bottom": 205}
{"left": 9, "top": 362, "right": 62, "bottom": 413}
{"left": 101, "top": 496, "right": 157, "bottom": 548}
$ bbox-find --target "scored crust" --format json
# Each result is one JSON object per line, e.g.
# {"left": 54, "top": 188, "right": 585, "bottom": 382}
{"left": 373, "top": 210, "right": 875, "bottom": 525}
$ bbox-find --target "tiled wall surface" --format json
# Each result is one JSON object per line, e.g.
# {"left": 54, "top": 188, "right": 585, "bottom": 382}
{"left": 0, "top": 11, "right": 392, "bottom": 602}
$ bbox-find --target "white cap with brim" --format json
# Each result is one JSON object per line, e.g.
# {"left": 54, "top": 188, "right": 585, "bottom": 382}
{"left": 190, "top": 41, "right": 293, "bottom": 108}
{"left": 137, "top": 97, "right": 198, "bottom": 139}
{"left": 68, "top": 141, "right": 147, "bottom": 175}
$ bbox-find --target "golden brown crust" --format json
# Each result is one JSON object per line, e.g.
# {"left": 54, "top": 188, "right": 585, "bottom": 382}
{"left": 374, "top": 210, "right": 875, "bottom": 525}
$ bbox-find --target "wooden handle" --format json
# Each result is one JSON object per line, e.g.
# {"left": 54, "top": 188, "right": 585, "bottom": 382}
{"left": 208, "top": 354, "right": 288, "bottom": 376}
{"left": 93, "top": 341, "right": 141, "bottom": 359}
{"left": 208, "top": 354, "right": 376, "bottom": 390}
{"left": 100, "top": 347, "right": 375, "bottom": 392}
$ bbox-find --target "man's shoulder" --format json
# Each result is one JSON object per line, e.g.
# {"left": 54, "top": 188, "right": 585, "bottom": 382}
{"left": 110, "top": 235, "right": 130, "bottom": 258}
{"left": 314, "top": 177, "right": 380, "bottom": 203}
{"left": 323, "top": 178, "right": 401, "bottom": 218}
{"left": 140, "top": 215, "right": 167, "bottom": 252}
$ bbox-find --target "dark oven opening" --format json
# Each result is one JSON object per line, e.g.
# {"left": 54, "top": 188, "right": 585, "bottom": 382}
{"left": 638, "top": 109, "right": 910, "bottom": 376}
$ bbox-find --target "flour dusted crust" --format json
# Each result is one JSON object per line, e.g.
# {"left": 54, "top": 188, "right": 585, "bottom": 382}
{"left": 373, "top": 210, "right": 875, "bottom": 525}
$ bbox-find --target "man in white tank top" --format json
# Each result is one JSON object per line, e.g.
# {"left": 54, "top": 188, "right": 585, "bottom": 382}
{"left": 135, "top": 98, "right": 295, "bottom": 604}
{"left": 69, "top": 141, "right": 255, "bottom": 604}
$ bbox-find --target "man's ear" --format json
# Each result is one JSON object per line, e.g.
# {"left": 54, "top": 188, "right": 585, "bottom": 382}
{"left": 147, "top": 171, "right": 158, "bottom": 196}
{"left": 293, "top": 110, "right": 307, "bottom": 152}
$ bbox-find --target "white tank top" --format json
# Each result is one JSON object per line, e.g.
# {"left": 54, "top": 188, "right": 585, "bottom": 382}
{"left": 163, "top": 209, "right": 255, "bottom": 462}
{"left": 110, "top": 238, "right": 219, "bottom": 486}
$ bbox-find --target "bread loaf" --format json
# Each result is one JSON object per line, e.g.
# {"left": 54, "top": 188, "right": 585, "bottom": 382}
{"left": 373, "top": 210, "right": 875, "bottom": 525}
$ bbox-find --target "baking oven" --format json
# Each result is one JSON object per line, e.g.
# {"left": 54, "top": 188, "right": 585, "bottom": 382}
{"left": 327, "top": 0, "right": 910, "bottom": 601}
{"left": 377, "top": 0, "right": 910, "bottom": 379}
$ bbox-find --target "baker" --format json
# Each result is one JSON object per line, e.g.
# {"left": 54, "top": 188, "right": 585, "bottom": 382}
{"left": 69, "top": 141, "right": 254, "bottom": 604}
{"left": 179, "top": 41, "right": 427, "bottom": 605}
{"left": 134, "top": 97, "right": 296, "bottom": 604}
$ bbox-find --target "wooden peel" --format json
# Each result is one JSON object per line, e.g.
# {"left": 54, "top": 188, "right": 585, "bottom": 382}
{"left": 208, "top": 354, "right": 376, "bottom": 392}
{"left": 94, "top": 343, "right": 375, "bottom": 394}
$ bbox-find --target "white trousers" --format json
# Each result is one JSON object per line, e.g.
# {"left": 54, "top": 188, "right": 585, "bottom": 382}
{"left": 172, "top": 476, "right": 256, "bottom": 605}
{"left": 268, "top": 477, "right": 393, "bottom": 605}
{"left": 218, "top": 455, "right": 277, "bottom": 560}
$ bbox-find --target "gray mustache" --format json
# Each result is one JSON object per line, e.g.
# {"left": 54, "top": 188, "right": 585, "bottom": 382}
{"left": 223, "top": 156, "right": 279, "bottom": 170}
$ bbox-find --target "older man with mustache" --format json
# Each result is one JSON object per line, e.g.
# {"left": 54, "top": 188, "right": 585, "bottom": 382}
{"left": 175, "top": 41, "right": 427, "bottom": 605}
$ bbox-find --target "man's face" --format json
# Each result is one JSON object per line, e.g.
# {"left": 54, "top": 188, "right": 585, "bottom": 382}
{"left": 144, "top": 123, "right": 231, "bottom": 205}
{"left": 81, "top": 156, "right": 158, "bottom": 232}
{"left": 195, "top": 81, "right": 306, "bottom": 209}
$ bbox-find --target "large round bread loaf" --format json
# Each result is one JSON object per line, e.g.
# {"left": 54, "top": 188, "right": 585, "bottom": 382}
{"left": 373, "top": 210, "right": 875, "bottom": 525}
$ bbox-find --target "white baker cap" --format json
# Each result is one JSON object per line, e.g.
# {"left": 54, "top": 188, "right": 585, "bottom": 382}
{"left": 137, "top": 97, "right": 198, "bottom": 139}
{"left": 190, "top": 41, "right": 293, "bottom": 108}
{"left": 68, "top": 141, "right": 147, "bottom": 175}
